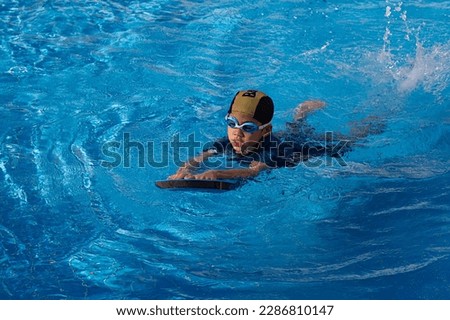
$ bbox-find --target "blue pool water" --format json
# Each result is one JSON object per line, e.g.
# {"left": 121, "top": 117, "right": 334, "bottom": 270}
{"left": 1, "top": 0, "right": 449, "bottom": 299}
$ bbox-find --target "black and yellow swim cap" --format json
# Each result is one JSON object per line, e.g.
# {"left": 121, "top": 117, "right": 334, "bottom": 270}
{"left": 227, "top": 90, "right": 274, "bottom": 125}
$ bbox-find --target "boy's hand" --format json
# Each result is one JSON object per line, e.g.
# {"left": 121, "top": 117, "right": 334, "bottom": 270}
{"left": 191, "top": 170, "right": 219, "bottom": 180}
{"left": 167, "top": 151, "right": 215, "bottom": 180}
{"left": 168, "top": 167, "right": 195, "bottom": 180}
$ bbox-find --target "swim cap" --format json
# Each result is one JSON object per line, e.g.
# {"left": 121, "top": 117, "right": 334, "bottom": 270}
{"left": 227, "top": 90, "right": 274, "bottom": 125}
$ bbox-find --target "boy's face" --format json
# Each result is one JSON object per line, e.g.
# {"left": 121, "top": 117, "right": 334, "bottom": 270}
{"left": 227, "top": 111, "right": 272, "bottom": 155}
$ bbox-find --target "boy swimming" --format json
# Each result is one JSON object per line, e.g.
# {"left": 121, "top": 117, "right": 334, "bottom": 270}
{"left": 168, "top": 89, "right": 379, "bottom": 180}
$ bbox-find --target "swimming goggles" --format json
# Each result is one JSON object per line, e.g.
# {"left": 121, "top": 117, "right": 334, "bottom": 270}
{"left": 225, "top": 114, "right": 270, "bottom": 134}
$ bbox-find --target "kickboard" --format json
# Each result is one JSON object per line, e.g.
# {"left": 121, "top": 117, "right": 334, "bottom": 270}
{"left": 155, "top": 179, "right": 240, "bottom": 191}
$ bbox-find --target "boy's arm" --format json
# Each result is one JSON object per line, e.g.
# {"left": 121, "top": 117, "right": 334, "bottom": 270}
{"left": 190, "top": 161, "right": 269, "bottom": 180}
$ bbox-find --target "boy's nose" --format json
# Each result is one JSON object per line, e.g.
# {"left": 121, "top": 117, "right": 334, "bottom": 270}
{"left": 232, "top": 128, "right": 244, "bottom": 137}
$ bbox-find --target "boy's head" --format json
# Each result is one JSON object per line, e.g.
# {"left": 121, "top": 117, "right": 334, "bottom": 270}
{"left": 228, "top": 90, "right": 274, "bottom": 124}
{"left": 226, "top": 90, "right": 274, "bottom": 155}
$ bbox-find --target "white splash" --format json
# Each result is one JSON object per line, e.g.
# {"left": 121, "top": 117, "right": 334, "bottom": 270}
{"left": 374, "top": 1, "right": 449, "bottom": 95}
{"left": 398, "top": 41, "right": 425, "bottom": 92}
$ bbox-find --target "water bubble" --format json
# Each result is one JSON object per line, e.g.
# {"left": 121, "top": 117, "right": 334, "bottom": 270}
{"left": 385, "top": 6, "right": 392, "bottom": 18}
{"left": 7, "top": 66, "right": 28, "bottom": 75}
